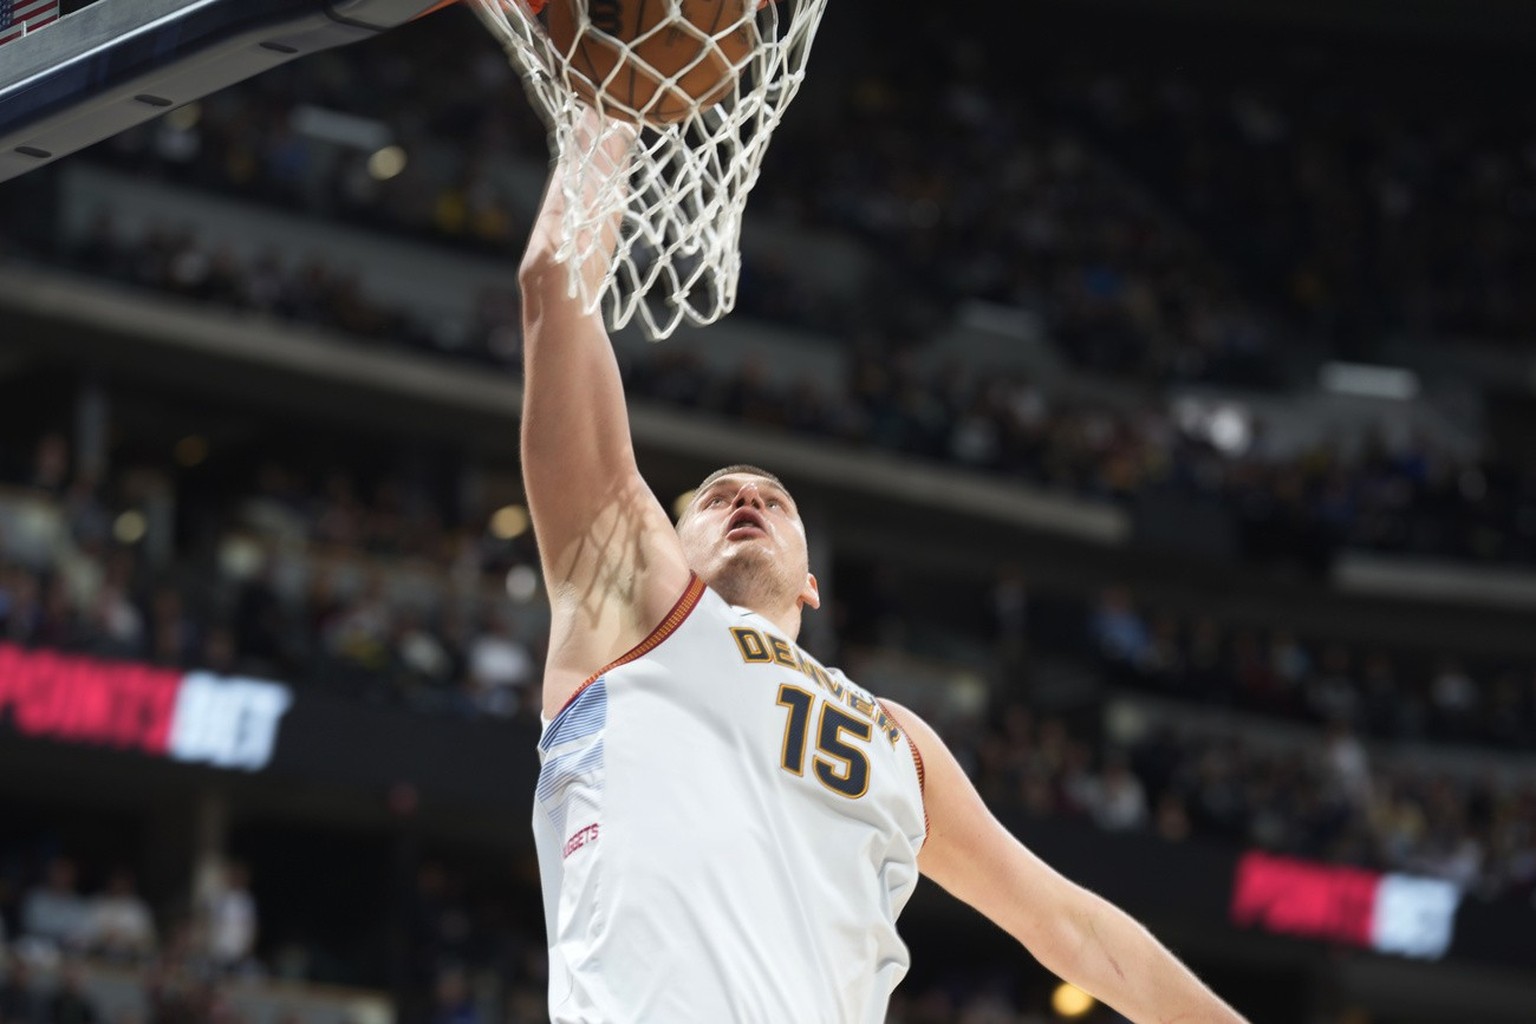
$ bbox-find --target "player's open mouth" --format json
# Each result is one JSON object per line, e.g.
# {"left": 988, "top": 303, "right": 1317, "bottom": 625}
{"left": 726, "top": 509, "right": 767, "bottom": 538}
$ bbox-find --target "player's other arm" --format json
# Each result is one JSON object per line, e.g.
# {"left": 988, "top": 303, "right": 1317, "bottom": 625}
{"left": 885, "top": 700, "right": 1249, "bottom": 1024}
{"left": 519, "top": 119, "right": 691, "bottom": 713}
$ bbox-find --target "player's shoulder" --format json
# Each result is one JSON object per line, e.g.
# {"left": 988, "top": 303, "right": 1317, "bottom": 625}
{"left": 873, "top": 696, "right": 943, "bottom": 755}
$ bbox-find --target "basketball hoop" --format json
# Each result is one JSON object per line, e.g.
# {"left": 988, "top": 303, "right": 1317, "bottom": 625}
{"left": 465, "top": 0, "right": 828, "bottom": 340}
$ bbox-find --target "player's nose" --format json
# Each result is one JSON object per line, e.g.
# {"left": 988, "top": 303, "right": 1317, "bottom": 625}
{"left": 732, "top": 482, "right": 765, "bottom": 508}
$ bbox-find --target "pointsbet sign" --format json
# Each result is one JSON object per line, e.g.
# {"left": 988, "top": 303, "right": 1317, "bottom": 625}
{"left": 1231, "top": 850, "right": 1461, "bottom": 960}
{"left": 0, "top": 643, "right": 292, "bottom": 771}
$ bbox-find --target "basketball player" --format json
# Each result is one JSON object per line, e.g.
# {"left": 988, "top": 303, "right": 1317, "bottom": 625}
{"left": 519, "top": 128, "right": 1248, "bottom": 1023}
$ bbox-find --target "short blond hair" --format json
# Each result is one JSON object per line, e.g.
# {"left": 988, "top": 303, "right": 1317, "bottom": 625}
{"left": 694, "top": 464, "right": 785, "bottom": 493}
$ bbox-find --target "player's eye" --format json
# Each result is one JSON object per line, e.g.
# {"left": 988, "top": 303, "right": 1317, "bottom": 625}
{"left": 706, "top": 496, "right": 726, "bottom": 507}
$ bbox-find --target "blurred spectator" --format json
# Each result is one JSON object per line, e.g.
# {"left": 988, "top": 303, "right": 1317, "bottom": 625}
{"left": 45, "top": 961, "right": 98, "bottom": 1024}
{"left": 85, "top": 870, "right": 156, "bottom": 963}
{"left": 0, "top": 951, "right": 43, "bottom": 1024}
{"left": 322, "top": 575, "right": 393, "bottom": 675}
{"left": 232, "top": 563, "right": 287, "bottom": 673}
{"left": 21, "top": 859, "right": 89, "bottom": 953}
{"left": 1090, "top": 586, "right": 1151, "bottom": 667}
{"left": 430, "top": 967, "right": 479, "bottom": 1024}
{"left": 142, "top": 957, "right": 206, "bottom": 1024}
{"left": 31, "top": 435, "right": 70, "bottom": 498}
{"left": 1320, "top": 722, "right": 1372, "bottom": 809}
{"left": 989, "top": 565, "right": 1030, "bottom": 683}
{"left": 1306, "top": 645, "right": 1359, "bottom": 726}
{"left": 199, "top": 626, "right": 240, "bottom": 677}
{"left": 147, "top": 589, "right": 199, "bottom": 669}
{"left": 396, "top": 612, "right": 456, "bottom": 691}
{"left": 62, "top": 477, "right": 111, "bottom": 554}
{"left": 1154, "top": 792, "right": 1192, "bottom": 843}
{"left": 466, "top": 613, "right": 533, "bottom": 718}
{"left": 0, "top": 566, "right": 41, "bottom": 643}
{"left": 1430, "top": 659, "right": 1479, "bottom": 740}
{"left": 1088, "top": 753, "right": 1150, "bottom": 832}
{"left": 84, "top": 554, "right": 145, "bottom": 660}
{"left": 199, "top": 863, "right": 257, "bottom": 972}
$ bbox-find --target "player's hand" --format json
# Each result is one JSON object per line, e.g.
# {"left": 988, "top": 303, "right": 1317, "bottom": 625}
{"left": 522, "top": 105, "right": 636, "bottom": 289}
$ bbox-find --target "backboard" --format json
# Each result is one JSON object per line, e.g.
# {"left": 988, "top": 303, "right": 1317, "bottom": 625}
{"left": 0, "top": 0, "right": 448, "bottom": 183}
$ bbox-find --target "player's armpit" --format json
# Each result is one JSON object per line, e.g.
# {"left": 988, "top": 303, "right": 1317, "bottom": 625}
{"left": 883, "top": 700, "right": 1249, "bottom": 1024}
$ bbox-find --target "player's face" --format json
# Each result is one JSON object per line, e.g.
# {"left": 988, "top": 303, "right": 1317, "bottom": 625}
{"left": 677, "top": 474, "right": 819, "bottom": 614}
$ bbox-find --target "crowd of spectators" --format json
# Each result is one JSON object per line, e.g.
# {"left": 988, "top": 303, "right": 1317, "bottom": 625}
{"left": 8, "top": 859, "right": 158, "bottom": 966}
{"left": 632, "top": 342, "right": 1536, "bottom": 568}
{"left": 9, "top": 426, "right": 1533, "bottom": 743}
{"left": 0, "top": 469, "right": 547, "bottom": 723}
{"left": 0, "top": 855, "right": 258, "bottom": 1024}
{"left": 3, "top": 428, "right": 1534, "bottom": 909}
{"left": 0, "top": 842, "right": 550, "bottom": 1024}
{"left": 778, "top": 23, "right": 1284, "bottom": 387}
{"left": 4, "top": 13, "right": 1536, "bottom": 569}
{"left": 14, "top": 200, "right": 1536, "bottom": 571}
{"left": 45, "top": 8, "right": 1535, "bottom": 378}
{"left": 948, "top": 703, "right": 1536, "bottom": 904}
{"left": 1088, "top": 585, "right": 1536, "bottom": 750}
{"left": 1, "top": 4, "right": 1291, "bottom": 377}
{"left": 1047, "top": 24, "right": 1536, "bottom": 355}
{"left": 400, "top": 864, "right": 1163, "bottom": 1024}
{"left": 5, "top": 849, "right": 1076, "bottom": 1024}
{"left": 62, "top": 214, "right": 450, "bottom": 359}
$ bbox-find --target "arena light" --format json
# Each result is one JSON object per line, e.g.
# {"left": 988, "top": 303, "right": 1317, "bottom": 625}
{"left": 1051, "top": 982, "right": 1095, "bottom": 1018}
{"left": 113, "top": 510, "right": 147, "bottom": 544}
{"left": 1172, "top": 397, "right": 1252, "bottom": 456}
{"left": 673, "top": 490, "right": 696, "bottom": 520}
{"left": 1206, "top": 405, "right": 1251, "bottom": 455}
{"left": 290, "top": 104, "right": 391, "bottom": 151}
{"left": 1320, "top": 361, "right": 1420, "bottom": 400}
{"left": 174, "top": 435, "right": 208, "bottom": 467}
{"left": 367, "top": 144, "right": 408, "bottom": 182}
{"left": 489, "top": 504, "right": 530, "bottom": 540}
{"left": 165, "top": 102, "right": 201, "bottom": 131}
{"left": 506, "top": 564, "right": 539, "bottom": 603}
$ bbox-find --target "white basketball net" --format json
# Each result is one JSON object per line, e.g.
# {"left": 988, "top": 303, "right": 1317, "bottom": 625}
{"left": 466, "top": 0, "right": 828, "bottom": 340}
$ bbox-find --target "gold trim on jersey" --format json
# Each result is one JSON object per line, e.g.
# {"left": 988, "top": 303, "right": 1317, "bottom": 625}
{"left": 877, "top": 699, "right": 929, "bottom": 839}
{"left": 730, "top": 627, "right": 773, "bottom": 663}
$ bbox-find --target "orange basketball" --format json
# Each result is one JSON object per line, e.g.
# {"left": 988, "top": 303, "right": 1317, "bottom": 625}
{"left": 544, "top": 0, "right": 759, "bottom": 124}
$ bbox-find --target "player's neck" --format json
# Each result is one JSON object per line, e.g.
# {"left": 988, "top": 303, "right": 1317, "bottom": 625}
{"left": 753, "top": 603, "right": 802, "bottom": 641}
{"left": 715, "top": 582, "right": 802, "bottom": 639}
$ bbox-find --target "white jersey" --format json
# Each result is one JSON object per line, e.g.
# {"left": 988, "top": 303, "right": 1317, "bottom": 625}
{"left": 534, "top": 576, "right": 928, "bottom": 1024}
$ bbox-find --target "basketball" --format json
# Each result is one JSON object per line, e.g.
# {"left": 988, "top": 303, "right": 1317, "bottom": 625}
{"left": 544, "top": 0, "right": 760, "bottom": 124}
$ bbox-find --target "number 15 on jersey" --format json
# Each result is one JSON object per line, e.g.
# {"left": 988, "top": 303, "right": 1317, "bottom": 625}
{"left": 776, "top": 684, "right": 872, "bottom": 799}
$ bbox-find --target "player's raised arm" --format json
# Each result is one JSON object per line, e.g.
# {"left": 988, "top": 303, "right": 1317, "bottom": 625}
{"left": 885, "top": 701, "right": 1250, "bottom": 1024}
{"left": 518, "top": 113, "right": 692, "bottom": 714}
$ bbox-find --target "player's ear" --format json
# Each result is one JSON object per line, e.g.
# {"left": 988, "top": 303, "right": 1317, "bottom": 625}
{"left": 798, "top": 572, "right": 820, "bottom": 611}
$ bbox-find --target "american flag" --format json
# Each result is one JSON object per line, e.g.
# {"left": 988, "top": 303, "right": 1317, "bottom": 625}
{"left": 0, "top": 0, "right": 60, "bottom": 46}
